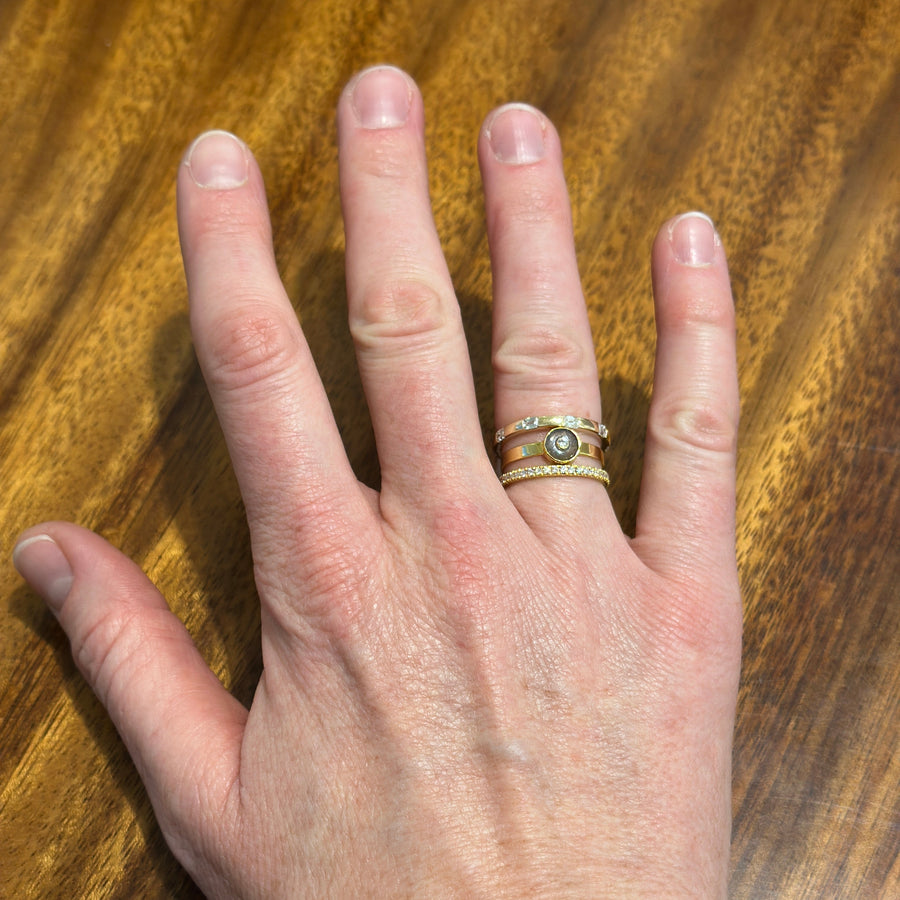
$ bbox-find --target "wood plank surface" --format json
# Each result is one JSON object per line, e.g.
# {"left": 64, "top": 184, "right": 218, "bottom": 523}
{"left": 1, "top": 0, "right": 897, "bottom": 896}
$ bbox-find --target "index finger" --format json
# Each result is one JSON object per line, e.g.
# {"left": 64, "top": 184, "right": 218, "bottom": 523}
{"left": 178, "top": 131, "right": 374, "bottom": 570}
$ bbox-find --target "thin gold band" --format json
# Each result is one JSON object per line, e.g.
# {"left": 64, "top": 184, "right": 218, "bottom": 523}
{"left": 500, "top": 465, "right": 610, "bottom": 486}
{"left": 501, "top": 439, "right": 605, "bottom": 469}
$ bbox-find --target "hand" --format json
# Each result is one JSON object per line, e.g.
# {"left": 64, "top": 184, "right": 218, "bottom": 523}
{"left": 14, "top": 66, "right": 741, "bottom": 898}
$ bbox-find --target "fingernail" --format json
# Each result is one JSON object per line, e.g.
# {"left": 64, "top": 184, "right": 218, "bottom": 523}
{"left": 350, "top": 65, "right": 412, "bottom": 129}
{"left": 13, "top": 534, "right": 74, "bottom": 612}
{"left": 183, "top": 130, "right": 249, "bottom": 189}
{"left": 668, "top": 211, "right": 720, "bottom": 266}
{"left": 485, "top": 103, "right": 547, "bottom": 165}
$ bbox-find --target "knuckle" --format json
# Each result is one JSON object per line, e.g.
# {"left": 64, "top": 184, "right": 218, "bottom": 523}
{"left": 192, "top": 194, "right": 270, "bottom": 243}
{"left": 662, "top": 289, "right": 736, "bottom": 333}
{"left": 494, "top": 323, "right": 586, "bottom": 382}
{"left": 649, "top": 579, "right": 743, "bottom": 662}
{"left": 72, "top": 605, "right": 150, "bottom": 709}
{"left": 426, "top": 499, "right": 498, "bottom": 623}
{"left": 649, "top": 395, "right": 739, "bottom": 455}
{"left": 350, "top": 280, "right": 453, "bottom": 351}
{"left": 356, "top": 139, "right": 424, "bottom": 183}
{"left": 494, "top": 181, "right": 571, "bottom": 235}
{"left": 202, "top": 304, "right": 301, "bottom": 393}
{"left": 256, "top": 514, "right": 380, "bottom": 640}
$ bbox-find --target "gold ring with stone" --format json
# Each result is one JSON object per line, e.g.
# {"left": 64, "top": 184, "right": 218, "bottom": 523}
{"left": 500, "top": 427, "right": 606, "bottom": 469}
{"left": 494, "top": 415, "right": 610, "bottom": 450}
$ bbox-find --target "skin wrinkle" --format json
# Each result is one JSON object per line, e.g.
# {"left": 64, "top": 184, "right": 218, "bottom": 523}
{"left": 72, "top": 600, "right": 155, "bottom": 711}
{"left": 201, "top": 305, "right": 307, "bottom": 394}
{"left": 489, "top": 173, "right": 574, "bottom": 236}
{"left": 655, "top": 266, "right": 736, "bottom": 331}
{"left": 648, "top": 392, "right": 739, "bottom": 457}
{"left": 351, "top": 280, "right": 459, "bottom": 351}
{"left": 493, "top": 252, "right": 580, "bottom": 305}
{"left": 342, "top": 127, "right": 428, "bottom": 184}
{"left": 183, "top": 186, "right": 272, "bottom": 246}
{"left": 493, "top": 324, "right": 588, "bottom": 383}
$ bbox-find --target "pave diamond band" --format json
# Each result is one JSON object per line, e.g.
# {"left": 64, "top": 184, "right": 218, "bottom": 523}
{"left": 499, "top": 465, "right": 611, "bottom": 486}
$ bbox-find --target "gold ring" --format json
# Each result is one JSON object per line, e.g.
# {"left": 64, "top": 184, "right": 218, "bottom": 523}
{"left": 494, "top": 415, "right": 610, "bottom": 450}
{"left": 500, "top": 465, "right": 610, "bottom": 486}
{"left": 500, "top": 427, "right": 606, "bottom": 468}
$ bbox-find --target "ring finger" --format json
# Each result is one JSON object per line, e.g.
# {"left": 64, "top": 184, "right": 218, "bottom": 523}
{"left": 478, "top": 105, "right": 611, "bottom": 523}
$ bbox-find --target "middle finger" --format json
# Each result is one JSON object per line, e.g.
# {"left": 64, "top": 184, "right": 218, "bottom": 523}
{"left": 337, "top": 67, "right": 491, "bottom": 509}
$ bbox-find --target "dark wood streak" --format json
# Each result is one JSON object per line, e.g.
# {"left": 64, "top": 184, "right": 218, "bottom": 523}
{"left": 1, "top": 0, "right": 897, "bottom": 896}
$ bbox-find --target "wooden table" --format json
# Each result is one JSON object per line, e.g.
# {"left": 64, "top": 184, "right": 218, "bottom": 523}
{"left": 1, "top": 1, "right": 897, "bottom": 896}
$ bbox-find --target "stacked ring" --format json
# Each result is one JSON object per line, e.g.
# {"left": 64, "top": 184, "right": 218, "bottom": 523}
{"left": 500, "top": 427, "right": 605, "bottom": 468}
{"left": 494, "top": 415, "right": 610, "bottom": 450}
{"left": 494, "top": 415, "right": 611, "bottom": 487}
{"left": 500, "top": 465, "right": 610, "bottom": 487}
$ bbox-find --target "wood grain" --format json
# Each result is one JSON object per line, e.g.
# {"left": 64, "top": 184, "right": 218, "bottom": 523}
{"left": 1, "top": 0, "right": 897, "bottom": 896}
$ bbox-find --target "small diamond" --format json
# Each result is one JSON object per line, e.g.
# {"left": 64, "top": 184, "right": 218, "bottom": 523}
{"left": 544, "top": 427, "right": 579, "bottom": 463}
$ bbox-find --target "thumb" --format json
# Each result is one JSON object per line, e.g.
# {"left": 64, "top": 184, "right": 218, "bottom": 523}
{"left": 13, "top": 522, "right": 247, "bottom": 870}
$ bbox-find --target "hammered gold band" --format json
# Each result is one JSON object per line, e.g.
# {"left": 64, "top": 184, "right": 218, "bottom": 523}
{"left": 500, "top": 465, "right": 611, "bottom": 486}
{"left": 494, "top": 415, "right": 610, "bottom": 450}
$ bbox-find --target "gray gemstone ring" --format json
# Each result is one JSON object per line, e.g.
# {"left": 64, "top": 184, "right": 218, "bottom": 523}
{"left": 493, "top": 414, "right": 610, "bottom": 451}
{"left": 499, "top": 427, "right": 606, "bottom": 469}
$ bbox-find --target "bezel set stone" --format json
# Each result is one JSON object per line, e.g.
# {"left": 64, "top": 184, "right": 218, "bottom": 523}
{"left": 543, "top": 427, "right": 580, "bottom": 463}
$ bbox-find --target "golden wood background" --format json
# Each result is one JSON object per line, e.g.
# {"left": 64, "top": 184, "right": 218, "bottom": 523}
{"left": 1, "top": 0, "right": 897, "bottom": 896}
